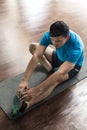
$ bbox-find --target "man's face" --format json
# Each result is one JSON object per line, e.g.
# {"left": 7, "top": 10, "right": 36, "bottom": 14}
{"left": 50, "top": 35, "right": 69, "bottom": 48}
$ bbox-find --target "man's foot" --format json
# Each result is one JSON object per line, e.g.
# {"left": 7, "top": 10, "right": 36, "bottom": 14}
{"left": 11, "top": 95, "right": 29, "bottom": 117}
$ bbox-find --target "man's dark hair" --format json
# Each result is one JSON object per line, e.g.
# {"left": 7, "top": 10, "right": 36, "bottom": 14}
{"left": 49, "top": 21, "right": 69, "bottom": 37}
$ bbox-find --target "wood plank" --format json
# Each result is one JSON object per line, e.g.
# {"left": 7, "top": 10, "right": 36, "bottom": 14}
{"left": 0, "top": 0, "right": 87, "bottom": 129}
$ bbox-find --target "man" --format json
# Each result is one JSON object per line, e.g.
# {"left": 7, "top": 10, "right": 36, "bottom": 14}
{"left": 18, "top": 21, "right": 84, "bottom": 108}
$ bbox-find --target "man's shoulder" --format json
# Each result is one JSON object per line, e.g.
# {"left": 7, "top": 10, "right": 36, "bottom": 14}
{"left": 43, "top": 31, "right": 50, "bottom": 38}
{"left": 69, "top": 30, "right": 84, "bottom": 46}
{"left": 69, "top": 30, "right": 78, "bottom": 40}
{"left": 40, "top": 31, "right": 52, "bottom": 47}
{"left": 70, "top": 30, "right": 82, "bottom": 41}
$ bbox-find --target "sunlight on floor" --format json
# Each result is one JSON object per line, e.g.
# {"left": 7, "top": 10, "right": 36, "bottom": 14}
{"left": 55, "top": 0, "right": 87, "bottom": 19}
{"left": 19, "top": 0, "right": 51, "bottom": 28}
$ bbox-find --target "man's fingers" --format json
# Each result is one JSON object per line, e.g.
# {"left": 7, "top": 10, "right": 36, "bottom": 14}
{"left": 20, "top": 91, "right": 32, "bottom": 101}
{"left": 21, "top": 94, "right": 32, "bottom": 101}
{"left": 21, "top": 94, "right": 27, "bottom": 100}
{"left": 21, "top": 91, "right": 27, "bottom": 96}
{"left": 17, "top": 86, "right": 28, "bottom": 95}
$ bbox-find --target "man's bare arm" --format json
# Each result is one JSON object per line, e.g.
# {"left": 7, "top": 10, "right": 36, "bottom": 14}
{"left": 18, "top": 45, "right": 46, "bottom": 96}
{"left": 23, "top": 45, "right": 46, "bottom": 81}
{"left": 21, "top": 61, "right": 75, "bottom": 105}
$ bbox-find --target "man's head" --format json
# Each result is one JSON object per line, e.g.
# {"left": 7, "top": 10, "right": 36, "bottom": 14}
{"left": 49, "top": 21, "right": 70, "bottom": 48}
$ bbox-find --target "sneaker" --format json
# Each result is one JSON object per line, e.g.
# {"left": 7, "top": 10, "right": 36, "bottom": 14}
{"left": 11, "top": 95, "right": 27, "bottom": 117}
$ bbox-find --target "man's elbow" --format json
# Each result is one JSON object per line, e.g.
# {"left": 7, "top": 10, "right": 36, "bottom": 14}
{"left": 55, "top": 70, "right": 67, "bottom": 82}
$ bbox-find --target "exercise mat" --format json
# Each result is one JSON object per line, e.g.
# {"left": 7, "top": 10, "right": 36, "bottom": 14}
{"left": 0, "top": 57, "right": 87, "bottom": 119}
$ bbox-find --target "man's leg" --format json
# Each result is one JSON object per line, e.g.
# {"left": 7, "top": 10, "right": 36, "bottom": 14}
{"left": 29, "top": 42, "right": 54, "bottom": 71}
{"left": 26, "top": 72, "right": 69, "bottom": 107}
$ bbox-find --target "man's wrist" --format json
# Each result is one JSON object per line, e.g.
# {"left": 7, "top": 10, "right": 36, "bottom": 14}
{"left": 22, "top": 77, "right": 28, "bottom": 82}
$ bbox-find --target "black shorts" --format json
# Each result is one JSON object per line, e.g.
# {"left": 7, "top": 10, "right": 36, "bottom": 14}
{"left": 51, "top": 51, "right": 81, "bottom": 79}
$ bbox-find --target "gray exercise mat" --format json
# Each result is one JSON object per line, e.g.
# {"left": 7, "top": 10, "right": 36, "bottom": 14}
{"left": 0, "top": 57, "right": 87, "bottom": 119}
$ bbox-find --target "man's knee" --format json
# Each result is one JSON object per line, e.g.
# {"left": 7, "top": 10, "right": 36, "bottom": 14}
{"left": 29, "top": 42, "right": 39, "bottom": 54}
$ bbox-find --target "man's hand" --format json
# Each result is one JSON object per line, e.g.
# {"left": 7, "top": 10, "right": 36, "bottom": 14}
{"left": 20, "top": 87, "right": 43, "bottom": 102}
{"left": 17, "top": 80, "right": 29, "bottom": 98}
{"left": 20, "top": 85, "right": 54, "bottom": 107}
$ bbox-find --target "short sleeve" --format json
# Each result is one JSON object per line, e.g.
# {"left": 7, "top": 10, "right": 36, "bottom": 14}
{"left": 66, "top": 48, "right": 82, "bottom": 64}
{"left": 40, "top": 32, "right": 52, "bottom": 47}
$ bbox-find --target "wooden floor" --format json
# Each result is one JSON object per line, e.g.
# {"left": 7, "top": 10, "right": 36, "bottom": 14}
{"left": 0, "top": 0, "right": 87, "bottom": 129}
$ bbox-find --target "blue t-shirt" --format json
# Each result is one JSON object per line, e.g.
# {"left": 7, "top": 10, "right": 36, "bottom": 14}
{"left": 40, "top": 30, "right": 84, "bottom": 66}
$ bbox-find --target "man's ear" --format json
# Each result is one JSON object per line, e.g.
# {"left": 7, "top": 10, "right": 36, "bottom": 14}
{"left": 67, "top": 35, "right": 70, "bottom": 40}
